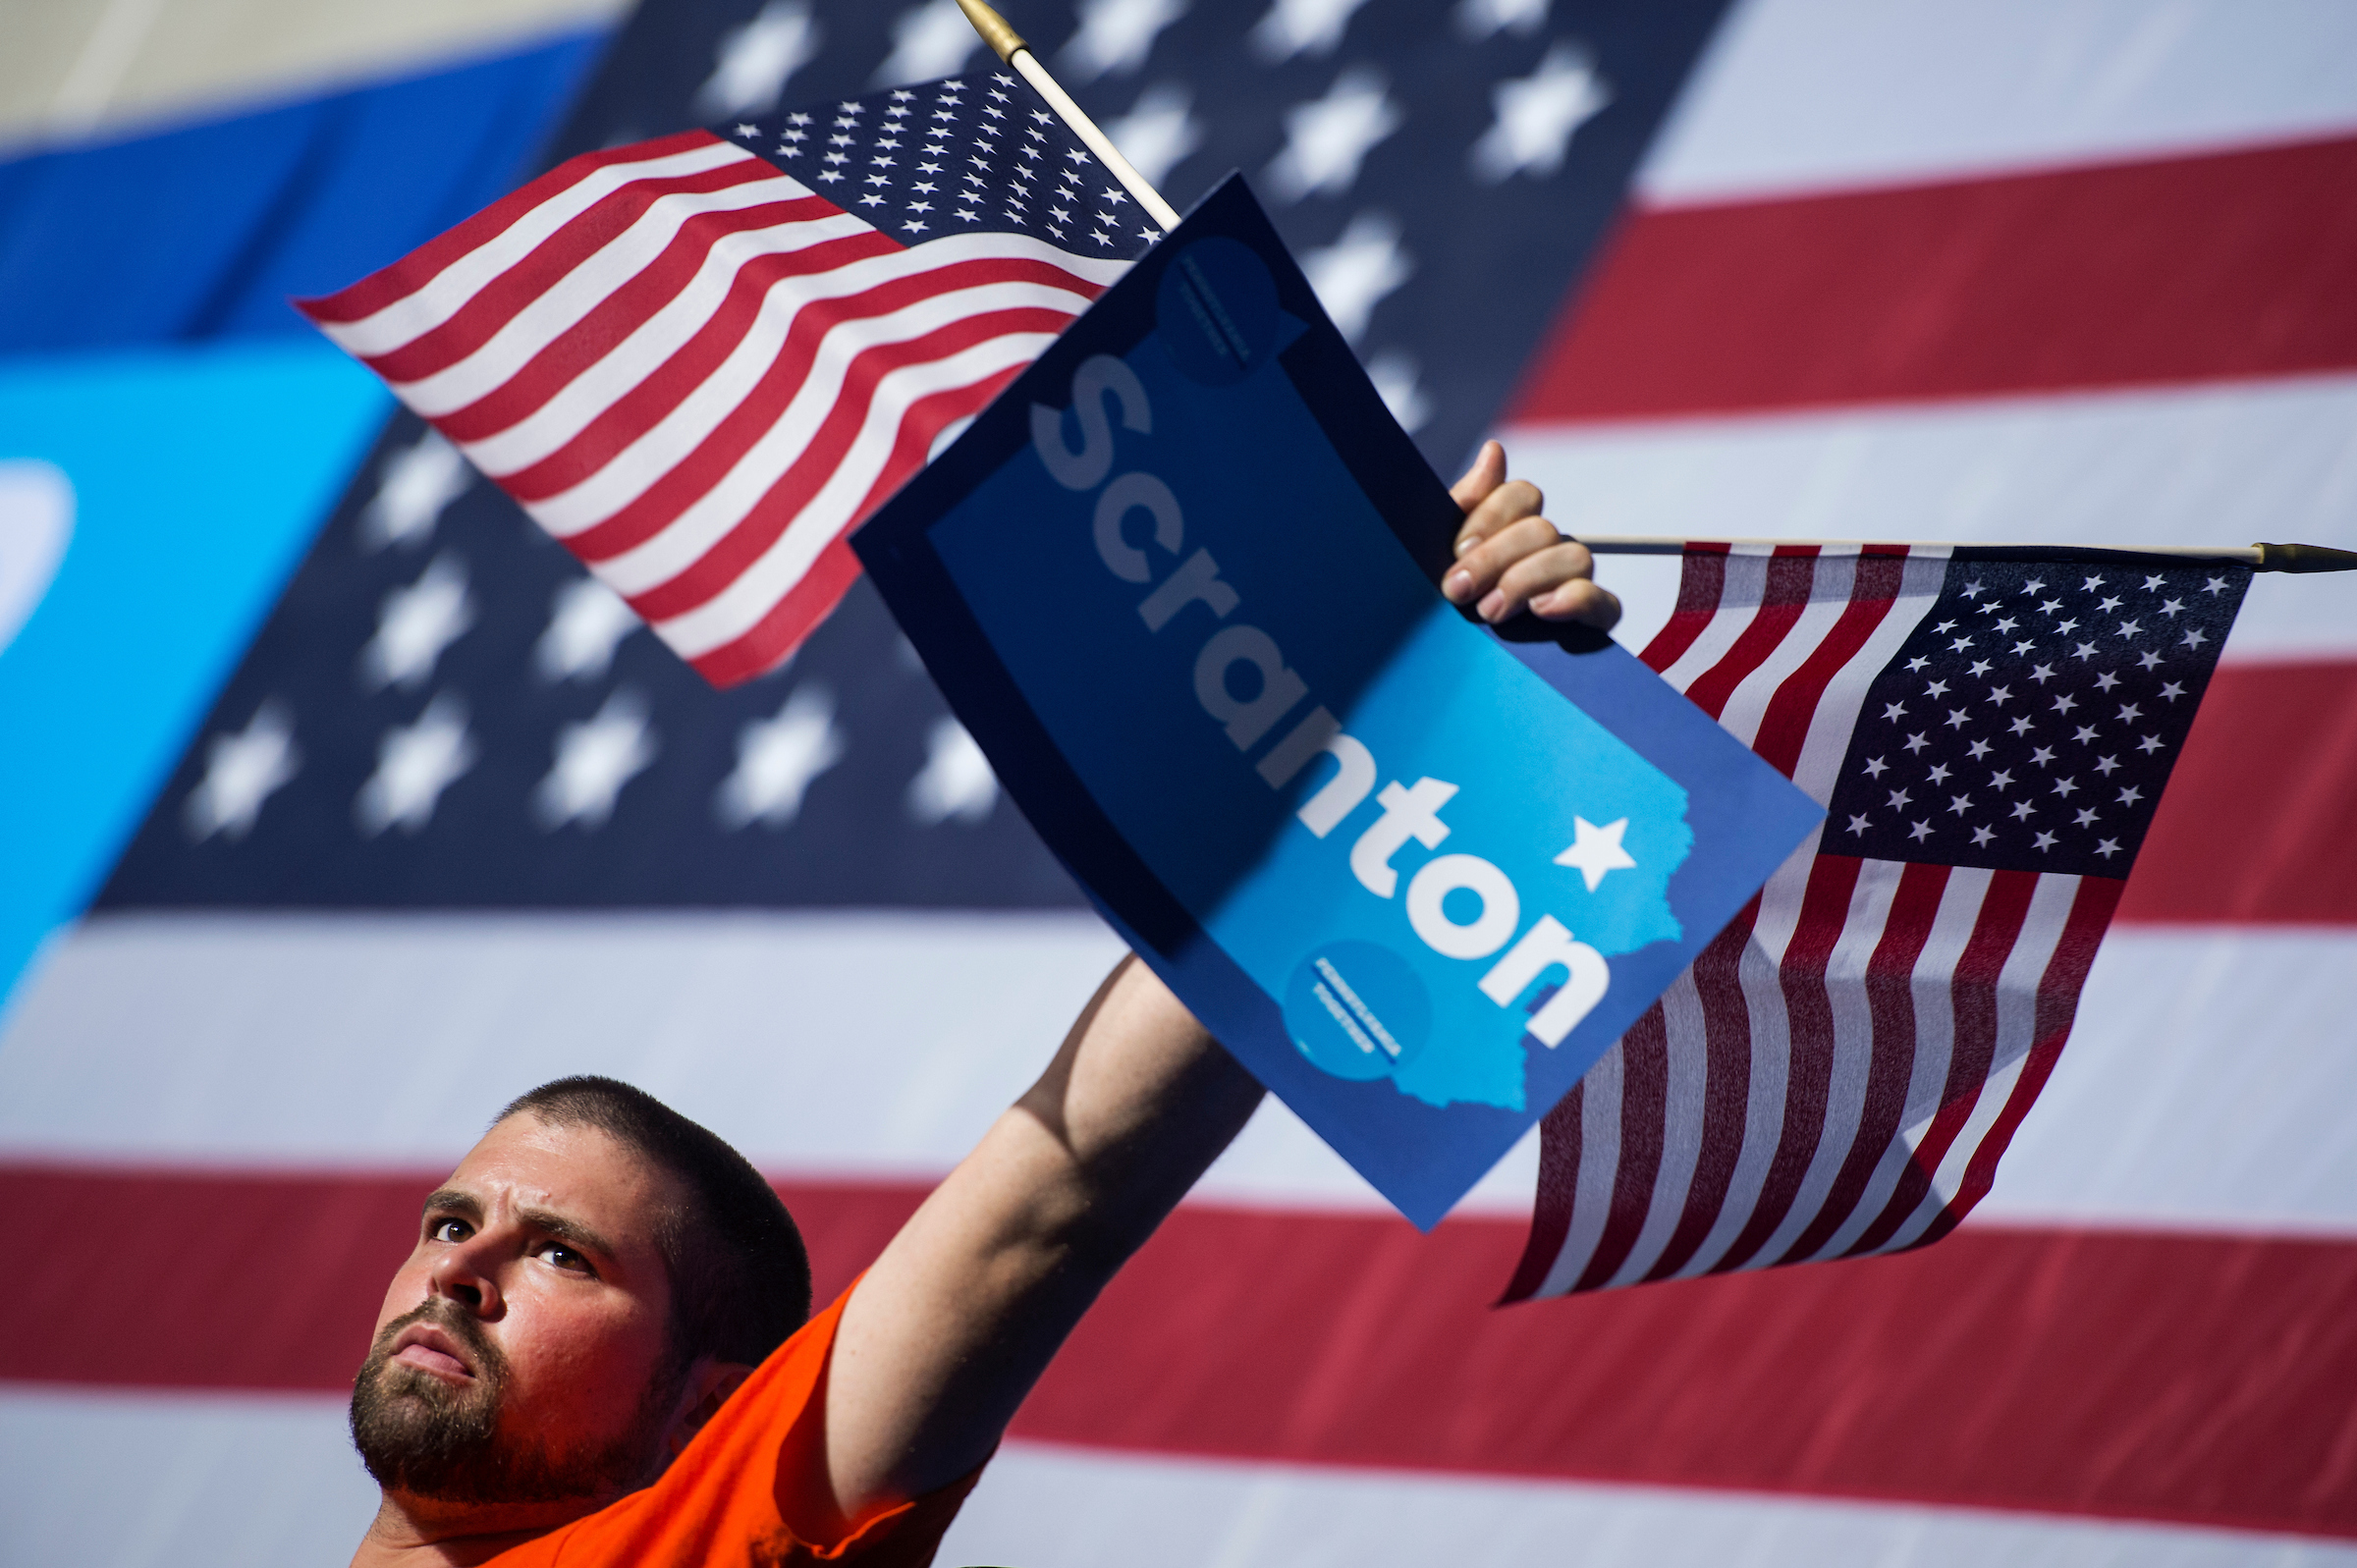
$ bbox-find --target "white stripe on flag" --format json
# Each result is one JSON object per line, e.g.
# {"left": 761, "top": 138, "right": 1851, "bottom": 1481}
{"left": 454, "top": 209, "right": 878, "bottom": 474}
{"left": 314, "top": 139, "right": 757, "bottom": 356}
{"left": 391, "top": 171, "right": 817, "bottom": 416}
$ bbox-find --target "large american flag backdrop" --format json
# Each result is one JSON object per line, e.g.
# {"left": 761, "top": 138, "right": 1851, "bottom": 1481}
{"left": 4, "top": 2, "right": 2356, "bottom": 1565}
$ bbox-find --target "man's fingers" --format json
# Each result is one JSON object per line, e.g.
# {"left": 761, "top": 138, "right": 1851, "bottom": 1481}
{"left": 1453, "top": 478, "right": 1547, "bottom": 559}
{"left": 1445, "top": 536, "right": 1621, "bottom": 630}
{"left": 1444, "top": 517, "right": 1573, "bottom": 607}
{"left": 1450, "top": 439, "right": 1507, "bottom": 514}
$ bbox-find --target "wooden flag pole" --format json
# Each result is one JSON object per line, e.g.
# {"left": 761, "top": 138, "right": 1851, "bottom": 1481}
{"left": 956, "top": 0, "right": 1183, "bottom": 233}
{"left": 1568, "top": 538, "right": 2357, "bottom": 572}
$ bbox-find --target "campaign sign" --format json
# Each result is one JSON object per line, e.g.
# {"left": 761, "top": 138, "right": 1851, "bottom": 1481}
{"left": 855, "top": 176, "right": 1823, "bottom": 1227}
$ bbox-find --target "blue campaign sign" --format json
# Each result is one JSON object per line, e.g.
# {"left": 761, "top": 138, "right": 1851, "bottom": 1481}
{"left": 856, "top": 176, "right": 1822, "bottom": 1227}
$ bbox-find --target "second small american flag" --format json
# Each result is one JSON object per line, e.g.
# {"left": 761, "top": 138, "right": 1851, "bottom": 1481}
{"left": 301, "top": 73, "right": 1158, "bottom": 686}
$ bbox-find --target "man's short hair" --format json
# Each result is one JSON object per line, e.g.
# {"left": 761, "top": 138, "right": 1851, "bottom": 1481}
{"left": 498, "top": 1076, "right": 811, "bottom": 1368}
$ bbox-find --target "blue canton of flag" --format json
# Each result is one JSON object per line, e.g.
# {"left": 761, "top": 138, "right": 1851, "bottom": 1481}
{"left": 1829, "top": 556, "right": 2246, "bottom": 875}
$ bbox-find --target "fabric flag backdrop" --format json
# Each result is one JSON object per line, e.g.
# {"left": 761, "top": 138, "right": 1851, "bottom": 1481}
{"left": 5, "top": 3, "right": 2357, "bottom": 1567}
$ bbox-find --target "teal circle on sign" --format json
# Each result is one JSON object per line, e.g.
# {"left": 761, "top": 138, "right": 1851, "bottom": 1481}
{"left": 1283, "top": 941, "right": 1433, "bottom": 1082}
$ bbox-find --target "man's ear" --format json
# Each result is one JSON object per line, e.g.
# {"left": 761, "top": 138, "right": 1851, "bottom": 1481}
{"left": 665, "top": 1358, "right": 756, "bottom": 1461}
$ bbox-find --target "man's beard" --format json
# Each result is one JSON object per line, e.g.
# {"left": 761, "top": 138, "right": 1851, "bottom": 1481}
{"left": 349, "top": 1300, "right": 683, "bottom": 1505}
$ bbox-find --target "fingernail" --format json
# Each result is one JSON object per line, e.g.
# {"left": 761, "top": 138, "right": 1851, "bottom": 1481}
{"left": 1444, "top": 568, "right": 1473, "bottom": 601}
{"left": 1453, "top": 535, "right": 1478, "bottom": 558}
{"left": 1478, "top": 589, "right": 1507, "bottom": 621}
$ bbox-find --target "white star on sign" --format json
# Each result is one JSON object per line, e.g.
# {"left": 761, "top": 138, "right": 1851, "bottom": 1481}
{"left": 1059, "top": 0, "right": 1189, "bottom": 81}
{"left": 534, "top": 575, "right": 643, "bottom": 684}
{"left": 358, "top": 554, "right": 474, "bottom": 692}
{"left": 1267, "top": 66, "right": 1400, "bottom": 202}
{"left": 1300, "top": 209, "right": 1410, "bottom": 343}
{"left": 533, "top": 690, "right": 658, "bottom": 832}
{"left": 1248, "top": 0, "right": 1374, "bottom": 62}
{"left": 907, "top": 717, "right": 998, "bottom": 824}
{"left": 355, "top": 692, "right": 476, "bottom": 837}
{"left": 183, "top": 701, "right": 301, "bottom": 841}
{"left": 1102, "top": 82, "right": 1201, "bottom": 188}
{"left": 1453, "top": 0, "right": 1548, "bottom": 40}
{"left": 694, "top": 0, "right": 823, "bottom": 120}
{"left": 874, "top": 0, "right": 982, "bottom": 86}
{"left": 360, "top": 430, "right": 470, "bottom": 551}
{"left": 1554, "top": 815, "right": 1636, "bottom": 892}
{"left": 715, "top": 683, "right": 846, "bottom": 830}
{"left": 1469, "top": 40, "right": 1611, "bottom": 183}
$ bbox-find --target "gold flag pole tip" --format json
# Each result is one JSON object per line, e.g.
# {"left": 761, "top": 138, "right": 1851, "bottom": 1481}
{"left": 954, "top": 0, "right": 1026, "bottom": 62}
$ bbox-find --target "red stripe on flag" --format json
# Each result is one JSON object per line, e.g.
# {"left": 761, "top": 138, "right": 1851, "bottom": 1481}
{"left": 9, "top": 1167, "right": 2355, "bottom": 1536}
{"left": 2120, "top": 660, "right": 2357, "bottom": 926}
{"left": 1776, "top": 860, "right": 1948, "bottom": 1263}
{"left": 1709, "top": 853, "right": 1865, "bottom": 1272}
{"left": 1568, "top": 1005, "right": 1668, "bottom": 1290}
{"left": 1640, "top": 910, "right": 1760, "bottom": 1282}
{"left": 1512, "top": 135, "right": 2357, "bottom": 422}
{"left": 558, "top": 254, "right": 1096, "bottom": 563}
{"left": 623, "top": 302, "right": 1079, "bottom": 621}
{"left": 1747, "top": 548, "right": 1909, "bottom": 779}
{"left": 295, "top": 132, "right": 728, "bottom": 327}
{"left": 427, "top": 193, "right": 860, "bottom": 443}
{"left": 483, "top": 228, "right": 904, "bottom": 497}
{"left": 1677, "top": 550, "right": 1820, "bottom": 721}
{"left": 357, "top": 160, "right": 794, "bottom": 386}
{"left": 1635, "top": 544, "right": 1728, "bottom": 676}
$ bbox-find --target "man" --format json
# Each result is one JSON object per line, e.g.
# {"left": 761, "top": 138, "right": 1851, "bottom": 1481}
{"left": 349, "top": 446, "right": 1619, "bottom": 1565}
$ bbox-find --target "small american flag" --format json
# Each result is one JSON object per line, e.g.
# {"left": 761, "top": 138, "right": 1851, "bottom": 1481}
{"left": 1505, "top": 544, "right": 2250, "bottom": 1300}
{"left": 299, "top": 74, "right": 1155, "bottom": 687}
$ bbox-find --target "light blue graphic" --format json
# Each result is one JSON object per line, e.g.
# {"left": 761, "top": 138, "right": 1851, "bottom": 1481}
{"left": 0, "top": 343, "right": 389, "bottom": 1015}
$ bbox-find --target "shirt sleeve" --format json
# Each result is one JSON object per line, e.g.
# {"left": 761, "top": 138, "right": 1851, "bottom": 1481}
{"left": 494, "top": 1277, "right": 987, "bottom": 1567}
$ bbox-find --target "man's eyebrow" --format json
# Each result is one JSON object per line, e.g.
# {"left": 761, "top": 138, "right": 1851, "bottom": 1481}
{"left": 421, "top": 1188, "right": 482, "bottom": 1222}
{"left": 513, "top": 1205, "right": 620, "bottom": 1261}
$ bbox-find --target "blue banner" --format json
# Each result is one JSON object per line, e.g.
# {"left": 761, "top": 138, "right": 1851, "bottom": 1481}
{"left": 857, "top": 177, "right": 1821, "bottom": 1226}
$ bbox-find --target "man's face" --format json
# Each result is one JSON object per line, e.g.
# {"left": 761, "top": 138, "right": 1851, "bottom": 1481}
{"left": 351, "top": 1114, "right": 686, "bottom": 1505}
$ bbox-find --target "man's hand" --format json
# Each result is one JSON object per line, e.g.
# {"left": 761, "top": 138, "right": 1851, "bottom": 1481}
{"left": 1441, "top": 440, "right": 1620, "bottom": 630}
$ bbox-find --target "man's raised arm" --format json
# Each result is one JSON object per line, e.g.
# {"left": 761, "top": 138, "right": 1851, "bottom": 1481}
{"left": 823, "top": 955, "right": 1264, "bottom": 1513}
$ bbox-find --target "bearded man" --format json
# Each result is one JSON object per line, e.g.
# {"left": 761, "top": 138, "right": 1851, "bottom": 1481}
{"left": 345, "top": 449, "right": 1616, "bottom": 1566}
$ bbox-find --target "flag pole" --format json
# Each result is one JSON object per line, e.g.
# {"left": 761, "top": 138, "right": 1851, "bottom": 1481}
{"left": 1567, "top": 537, "right": 2357, "bottom": 573}
{"left": 955, "top": 0, "right": 1183, "bottom": 233}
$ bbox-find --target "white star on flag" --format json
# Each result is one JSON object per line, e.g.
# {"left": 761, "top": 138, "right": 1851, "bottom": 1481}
{"left": 1268, "top": 66, "right": 1401, "bottom": 201}
{"left": 907, "top": 717, "right": 998, "bottom": 825}
{"left": 1060, "top": 0, "right": 1191, "bottom": 81}
{"left": 715, "top": 683, "right": 846, "bottom": 829}
{"left": 1301, "top": 209, "right": 1412, "bottom": 343}
{"left": 1470, "top": 40, "right": 1611, "bottom": 183}
{"left": 355, "top": 693, "right": 477, "bottom": 836}
{"left": 358, "top": 553, "right": 474, "bottom": 692}
{"left": 694, "top": 0, "right": 822, "bottom": 119}
{"left": 1554, "top": 815, "right": 1636, "bottom": 892}
{"left": 359, "top": 430, "right": 470, "bottom": 552}
{"left": 1102, "top": 83, "right": 1202, "bottom": 188}
{"left": 533, "top": 690, "right": 659, "bottom": 832}
{"left": 874, "top": 0, "right": 983, "bottom": 86}
{"left": 1453, "top": 0, "right": 1549, "bottom": 41}
{"left": 1365, "top": 349, "right": 1431, "bottom": 433}
{"left": 1249, "top": 0, "right": 1376, "bottom": 62}
{"left": 533, "top": 576, "right": 643, "bottom": 684}
{"left": 182, "top": 701, "right": 300, "bottom": 842}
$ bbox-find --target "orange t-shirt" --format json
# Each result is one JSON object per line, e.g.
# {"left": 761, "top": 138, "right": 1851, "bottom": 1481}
{"left": 487, "top": 1281, "right": 982, "bottom": 1566}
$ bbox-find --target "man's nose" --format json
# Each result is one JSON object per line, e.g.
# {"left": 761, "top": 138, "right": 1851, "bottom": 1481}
{"left": 426, "top": 1235, "right": 505, "bottom": 1317}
